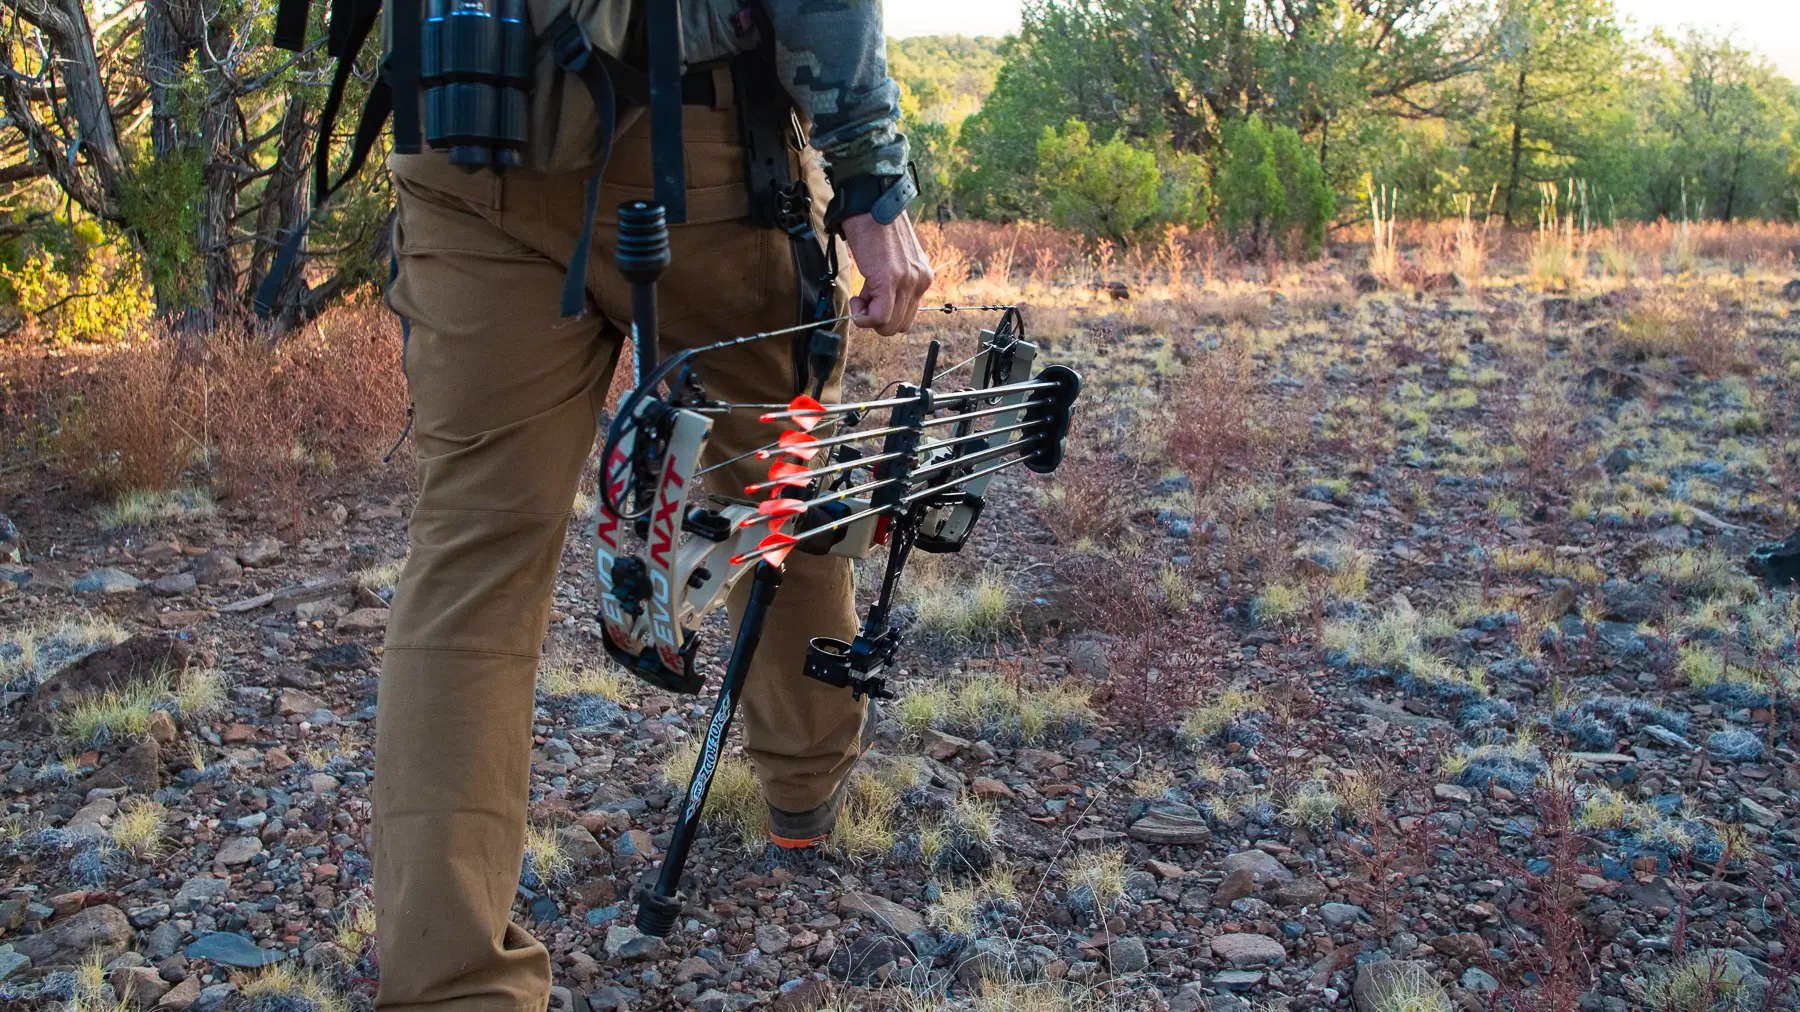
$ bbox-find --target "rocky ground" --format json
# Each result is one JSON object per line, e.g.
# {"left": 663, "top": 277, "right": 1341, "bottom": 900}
{"left": 2, "top": 263, "right": 1800, "bottom": 1012}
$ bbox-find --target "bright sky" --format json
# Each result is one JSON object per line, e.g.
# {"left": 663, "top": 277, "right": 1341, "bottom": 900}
{"left": 884, "top": 0, "right": 1800, "bottom": 81}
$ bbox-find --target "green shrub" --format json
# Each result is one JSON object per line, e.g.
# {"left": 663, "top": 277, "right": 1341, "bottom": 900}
{"left": 1218, "top": 114, "right": 1335, "bottom": 255}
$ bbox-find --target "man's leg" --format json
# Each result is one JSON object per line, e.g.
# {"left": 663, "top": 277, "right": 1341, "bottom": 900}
{"left": 578, "top": 102, "right": 868, "bottom": 827}
{"left": 666, "top": 310, "right": 867, "bottom": 823}
{"left": 375, "top": 163, "right": 617, "bottom": 1012}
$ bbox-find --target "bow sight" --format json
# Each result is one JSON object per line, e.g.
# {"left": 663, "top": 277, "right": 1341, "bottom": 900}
{"left": 590, "top": 201, "right": 1081, "bottom": 938}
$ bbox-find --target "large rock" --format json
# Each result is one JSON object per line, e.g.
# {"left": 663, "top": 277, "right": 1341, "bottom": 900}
{"left": 237, "top": 537, "right": 283, "bottom": 568}
{"left": 173, "top": 876, "right": 230, "bottom": 911}
{"left": 826, "top": 934, "right": 908, "bottom": 984}
{"left": 1321, "top": 903, "right": 1367, "bottom": 931}
{"left": 191, "top": 551, "right": 241, "bottom": 585}
{"left": 1209, "top": 933, "right": 1286, "bottom": 968}
{"left": 838, "top": 892, "right": 925, "bottom": 937}
{"left": 215, "top": 837, "right": 263, "bottom": 866}
{"left": 11, "top": 903, "right": 132, "bottom": 967}
{"left": 1353, "top": 960, "right": 1451, "bottom": 1012}
{"left": 0, "top": 944, "right": 28, "bottom": 980}
{"left": 110, "top": 965, "right": 170, "bottom": 1006}
{"left": 184, "top": 932, "right": 286, "bottom": 967}
{"left": 336, "top": 608, "right": 389, "bottom": 634}
{"left": 601, "top": 924, "right": 661, "bottom": 960}
{"left": 1602, "top": 581, "right": 1666, "bottom": 623}
{"left": 1748, "top": 531, "right": 1800, "bottom": 587}
{"left": 277, "top": 689, "right": 329, "bottom": 716}
{"left": 80, "top": 739, "right": 161, "bottom": 792}
{"left": 556, "top": 825, "right": 603, "bottom": 861}
{"left": 36, "top": 636, "right": 197, "bottom": 714}
{"left": 159, "top": 976, "right": 203, "bottom": 1011}
{"left": 1127, "top": 803, "right": 1212, "bottom": 845}
{"left": 1107, "top": 935, "right": 1149, "bottom": 974}
{"left": 74, "top": 567, "right": 141, "bottom": 594}
{"left": 150, "top": 572, "right": 197, "bottom": 597}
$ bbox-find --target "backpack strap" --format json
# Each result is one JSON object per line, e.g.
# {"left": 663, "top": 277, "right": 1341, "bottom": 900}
{"left": 733, "top": 43, "right": 835, "bottom": 395}
{"left": 272, "top": 0, "right": 310, "bottom": 52}
{"left": 255, "top": 0, "right": 409, "bottom": 318}
{"left": 546, "top": 11, "right": 620, "bottom": 318}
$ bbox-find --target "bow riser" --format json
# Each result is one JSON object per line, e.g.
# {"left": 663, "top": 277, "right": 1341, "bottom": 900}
{"left": 591, "top": 416, "right": 647, "bottom": 657}
{"left": 643, "top": 408, "right": 713, "bottom": 673}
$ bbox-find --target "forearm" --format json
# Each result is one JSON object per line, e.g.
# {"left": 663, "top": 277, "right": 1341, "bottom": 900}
{"left": 760, "top": 0, "right": 909, "bottom": 180}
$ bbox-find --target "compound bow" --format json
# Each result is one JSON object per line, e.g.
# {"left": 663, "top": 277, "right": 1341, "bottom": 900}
{"left": 590, "top": 202, "right": 1081, "bottom": 937}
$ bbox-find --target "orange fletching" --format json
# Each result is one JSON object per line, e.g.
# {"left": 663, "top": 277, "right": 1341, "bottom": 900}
{"left": 731, "top": 531, "right": 797, "bottom": 567}
{"left": 754, "top": 430, "right": 821, "bottom": 461}
{"left": 764, "top": 460, "right": 811, "bottom": 488}
{"left": 738, "top": 498, "right": 805, "bottom": 528}
{"left": 759, "top": 394, "right": 828, "bottom": 432}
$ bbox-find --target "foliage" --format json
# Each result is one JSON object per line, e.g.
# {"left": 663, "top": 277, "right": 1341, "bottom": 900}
{"left": 115, "top": 150, "right": 206, "bottom": 309}
{"left": 0, "top": 219, "right": 152, "bottom": 342}
{"left": 1034, "top": 120, "right": 1212, "bottom": 244}
{"left": 1218, "top": 115, "right": 1335, "bottom": 253}
{"left": 947, "top": 1, "right": 1798, "bottom": 238}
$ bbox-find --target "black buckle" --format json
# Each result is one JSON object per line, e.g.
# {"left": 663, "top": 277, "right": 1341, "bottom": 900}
{"left": 772, "top": 181, "right": 814, "bottom": 238}
{"left": 547, "top": 11, "right": 592, "bottom": 72}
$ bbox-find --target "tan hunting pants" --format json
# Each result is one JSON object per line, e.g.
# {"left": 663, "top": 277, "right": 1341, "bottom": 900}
{"left": 373, "top": 98, "right": 862, "bottom": 1012}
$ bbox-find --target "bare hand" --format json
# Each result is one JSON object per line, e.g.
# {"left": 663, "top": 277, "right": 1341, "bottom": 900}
{"left": 840, "top": 211, "right": 933, "bottom": 336}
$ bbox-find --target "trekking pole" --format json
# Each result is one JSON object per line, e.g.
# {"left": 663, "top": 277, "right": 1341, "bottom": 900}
{"left": 635, "top": 561, "right": 784, "bottom": 937}
{"left": 615, "top": 200, "right": 669, "bottom": 386}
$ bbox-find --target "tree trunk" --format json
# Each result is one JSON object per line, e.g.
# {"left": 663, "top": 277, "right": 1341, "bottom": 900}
{"left": 142, "top": 0, "right": 200, "bottom": 317}
{"left": 246, "top": 100, "right": 315, "bottom": 314}
{"left": 198, "top": 96, "right": 241, "bottom": 319}
{"left": 1503, "top": 62, "right": 1529, "bottom": 227}
{"left": 1721, "top": 128, "right": 1747, "bottom": 222}
{"left": 142, "top": 0, "right": 197, "bottom": 158}
{"left": 40, "top": 0, "right": 126, "bottom": 199}
{"left": 0, "top": 0, "right": 127, "bottom": 217}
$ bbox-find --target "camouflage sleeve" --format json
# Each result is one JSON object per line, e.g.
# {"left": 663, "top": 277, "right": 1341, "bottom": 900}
{"left": 759, "top": 0, "right": 908, "bottom": 181}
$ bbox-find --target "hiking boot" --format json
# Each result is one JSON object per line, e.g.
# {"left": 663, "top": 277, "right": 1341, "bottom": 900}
{"left": 766, "top": 700, "right": 881, "bottom": 851}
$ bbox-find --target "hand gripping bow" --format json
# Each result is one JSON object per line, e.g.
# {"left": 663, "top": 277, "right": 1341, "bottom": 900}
{"left": 589, "top": 202, "right": 1081, "bottom": 937}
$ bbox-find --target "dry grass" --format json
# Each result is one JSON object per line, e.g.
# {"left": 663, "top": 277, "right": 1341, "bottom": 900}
{"left": 951, "top": 793, "right": 1000, "bottom": 847}
{"left": 1166, "top": 338, "right": 1307, "bottom": 498}
{"left": 1613, "top": 288, "right": 1753, "bottom": 377}
{"left": 831, "top": 769, "right": 898, "bottom": 859}
{"left": 58, "top": 665, "right": 224, "bottom": 745}
{"left": 905, "top": 558, "right": 1013, "bottom": 643}
{"left": 896, "top": 675, "right": 1095, "bottom": 745}
{"left": 13, "top": 303, "right": 407, "bottom": 497}
{"left": 661, "top": 739, "right": 767, "bottom": 848}
{"left": 1178, "top": 688, "right": 1259, "bottom": 745}
{"left": 110, "top": 798, "right": 166, "bottom": 858}
{"left": 67, "top": 952, "right": 129, "bottom": 1012}
{"left": 522, "top": 822, "right": 575, "bottom": 885}
{"left": 1641, "top": 949, "right": 1757, "bottom": 1012}
{"left": 97, "top": 486, "right": 215, "bottom": 530}
{"left": 241, "top": 965, "right": 348, "bottom": 1012}
{"left": 1062, "top": 847, "right": 1127, "bottom": 915}
{"left": 352, "top": 555, "right": 406, "bottom": 590}
{"left": 334, "top": 894, "right": 377, "bottom": 956}
{"left": 0, "top": 614, "right": 128, "bottom": 686}
{"left": 537, "top": 657, "right": 629, "bottom": 701}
